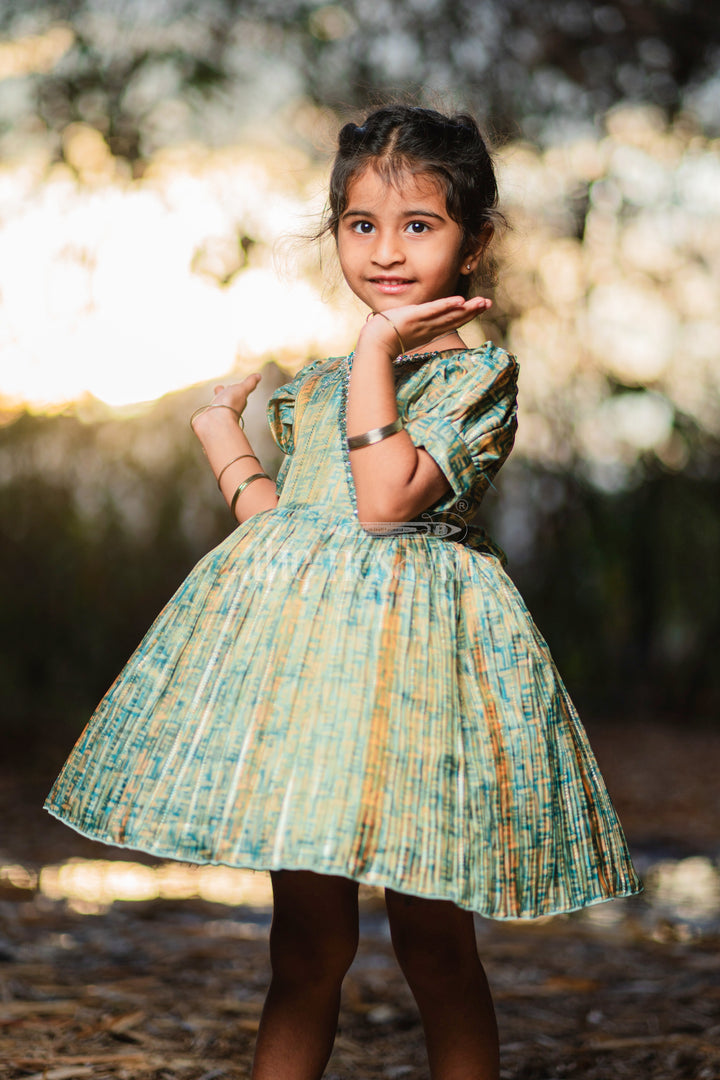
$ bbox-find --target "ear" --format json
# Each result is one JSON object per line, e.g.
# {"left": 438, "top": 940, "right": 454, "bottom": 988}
{"left": 460, "top": 223, "right": 493, "bottom": 276}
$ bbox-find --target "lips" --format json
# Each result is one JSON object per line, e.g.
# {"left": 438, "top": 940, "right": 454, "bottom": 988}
{"left": 368, "top": 277, "right": 415, "bottom": 293}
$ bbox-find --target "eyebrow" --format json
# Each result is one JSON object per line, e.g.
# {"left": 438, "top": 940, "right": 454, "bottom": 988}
{"left": 342, "top": 208, "right": 446, "bottom": 220}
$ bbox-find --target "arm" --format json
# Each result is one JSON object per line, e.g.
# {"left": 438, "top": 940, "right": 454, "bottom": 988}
{"left": 346, "top": 295, "right": 490, "bottom": 526}
{"left": 191, "top": 374, "right": 279, "bottom": 524}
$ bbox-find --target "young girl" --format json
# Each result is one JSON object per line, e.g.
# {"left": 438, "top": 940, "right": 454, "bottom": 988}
{"left": 46, "top": 105, "right": 642, "bottom": 1079}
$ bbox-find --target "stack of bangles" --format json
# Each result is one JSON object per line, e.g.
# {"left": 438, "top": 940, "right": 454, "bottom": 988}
{"left": 190, "top": 402, "right": 275, "bottom": 515}
{"left": 190, "top": 393, "right": 405, "bottom": 503}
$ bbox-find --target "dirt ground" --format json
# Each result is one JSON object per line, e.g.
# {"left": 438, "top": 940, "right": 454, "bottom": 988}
{"left": 1, "top": 718, "right": 719, "bottom": 1080}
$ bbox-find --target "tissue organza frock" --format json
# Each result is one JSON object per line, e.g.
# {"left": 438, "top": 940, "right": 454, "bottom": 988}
{"left": 45, "top": 342, "right": 642, "bottom": 919}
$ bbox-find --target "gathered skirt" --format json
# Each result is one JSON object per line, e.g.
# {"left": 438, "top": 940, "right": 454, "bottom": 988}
{"left": 45, "top": 502, "right": 642, "bottom": 919}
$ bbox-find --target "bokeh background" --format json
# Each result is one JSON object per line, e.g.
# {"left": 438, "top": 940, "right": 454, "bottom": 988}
{"left": 2, "top": 6, "right": 720, "bottom": 1078}
{"left": 1, "top": 0, "right": 719, "bottom": 759}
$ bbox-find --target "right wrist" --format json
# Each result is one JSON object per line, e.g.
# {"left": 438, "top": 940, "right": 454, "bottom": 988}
{"left": 361, "top": 311, "right": 406, "bottom": 356}
{"left": 356, "top": 322, "right": 398, "bottom": 361}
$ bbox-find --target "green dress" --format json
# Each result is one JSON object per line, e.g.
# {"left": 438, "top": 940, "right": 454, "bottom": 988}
{"left": 45, "top": 343, "right": 642, "bottom": 919}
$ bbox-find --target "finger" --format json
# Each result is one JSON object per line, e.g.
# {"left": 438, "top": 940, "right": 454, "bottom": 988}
{"left": 411, "top": 295, "right": 486, "bottom": 328}
{"left": 448, "top": 297, "right": 490, "bottom": 314}
{"left": 444, "top": 296, "right": 492, "bottom": 321}
{"left": 423, "top": 295, "right": 467, "bottom": 314}
{"left": 454, "top": 309, "right": 485, "bottom": 330}
{"left": 429, "top": 298, "right": 490, "bottom": 333}
{"left": 456, "top": 306, "right": 491, "bottom": 329}
{"left": 213, "top": 384, "right": 225, "bottom": 394}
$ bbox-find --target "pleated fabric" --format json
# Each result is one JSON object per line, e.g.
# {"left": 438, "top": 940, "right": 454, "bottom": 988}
{"left": 45, "top": 343, "right": 642, "bottom": 919}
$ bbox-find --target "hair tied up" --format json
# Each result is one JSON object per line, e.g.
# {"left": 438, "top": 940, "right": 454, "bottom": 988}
{"left": 322, "top": 105, "right": 505, "bottom": 293}
{"left": 338, "top": 122, "right": 365, "bottom": 151}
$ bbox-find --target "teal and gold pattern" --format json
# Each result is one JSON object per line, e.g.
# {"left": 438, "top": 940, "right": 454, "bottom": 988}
{"left": 45, "top": 343, "right": 642, "bottom": 919}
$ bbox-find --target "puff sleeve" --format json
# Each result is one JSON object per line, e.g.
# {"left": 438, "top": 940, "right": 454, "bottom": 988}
{"left": 402, "top": 344, "right": 519, "bottom": 507}
{"left": 266, "top": 357, "right": 328, "bottom": 456}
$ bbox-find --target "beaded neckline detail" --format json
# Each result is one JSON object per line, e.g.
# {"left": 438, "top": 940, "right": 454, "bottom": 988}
{"left": 345, "top": 346, "right": 462, "bottom": 369}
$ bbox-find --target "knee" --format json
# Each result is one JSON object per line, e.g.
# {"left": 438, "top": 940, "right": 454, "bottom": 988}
{"left": 387, "top": 898, "right": 479, "bottom": 994}
{"left": 269, "top": 914, "right": 359, "bottom": 989}
{"left": 392, "top": 929, "right": 471, "bottom": 991}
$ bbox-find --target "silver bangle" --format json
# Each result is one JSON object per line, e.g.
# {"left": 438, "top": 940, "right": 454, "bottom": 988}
{"left": 229, "top": 472, "right": 273, "bottom": 516}
{"left": 347, "top": 417, "right": 404, "bottom": 450}
{"left": 190, "top": 403, "right": 245, "bottom": 430}
{"left": 367, "top": 310, "right": 406, "bottom": 356}
{"left": 217, "top": 453, "right": 260, "bottom": 490}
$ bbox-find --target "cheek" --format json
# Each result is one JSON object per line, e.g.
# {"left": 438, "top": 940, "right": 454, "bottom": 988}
{"left": 442, "top": 252, "right": 464, "bottom": 285}
{"left": 336, "top": 243, "right": 364, "bottom": 289}
{"left": 335, "top": 240, "right": 351, "bottom": 275}
{"left": 337, "top": 233, "right": 358, "bottom": 261}
{"left": 433, "top": 251, "right": 464, "bottom": 283}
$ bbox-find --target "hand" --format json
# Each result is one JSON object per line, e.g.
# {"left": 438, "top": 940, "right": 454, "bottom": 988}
{"left": 358, "top": 295, "right": 492, "bottom": 356}
{"left": 190, "top": 372, "right": 262, "bottom": 438}
{"left": 191, "top": 372, "right": 262, "bottom": 432}
{"left": 209, "top": 372, "right": 262, "bottom": 414}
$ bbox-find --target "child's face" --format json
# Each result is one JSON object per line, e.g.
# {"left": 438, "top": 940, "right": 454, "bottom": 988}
{"left": 336, "top": 165, "right": 469, "bottom": 312}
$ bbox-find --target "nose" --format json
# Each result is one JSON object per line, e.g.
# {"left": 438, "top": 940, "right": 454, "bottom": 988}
{"left": 371, "top": 229, "right": 405, "bottom": 267}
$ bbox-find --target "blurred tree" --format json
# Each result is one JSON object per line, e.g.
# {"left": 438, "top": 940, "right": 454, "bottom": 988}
{"left": 496, "top": 455, "right": 720, "bottom": 722}
{"left": 1, "top": 3, "right": 719, "bottom": 753}
{"left": 0, "top": 404, "right": 237, "bottom": 758}
{"left": 1, "top": 0, "right": 719, "bottom": 168}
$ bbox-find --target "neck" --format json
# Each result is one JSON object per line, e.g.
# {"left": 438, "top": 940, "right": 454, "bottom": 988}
{"left": 402, "top": 330, "right": 465, "bottom": 358}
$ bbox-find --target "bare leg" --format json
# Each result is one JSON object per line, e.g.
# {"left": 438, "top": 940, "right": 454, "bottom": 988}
{"left": 251, "top": 870, "right": 359, "bottom": 1080}
{"left": 385, "top": 889, "right": 499, "bottom": 1080}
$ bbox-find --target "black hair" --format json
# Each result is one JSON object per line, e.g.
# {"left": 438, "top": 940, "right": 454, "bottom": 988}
{"left": 321, "top": 105, "right": 504, "bottom": 293}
